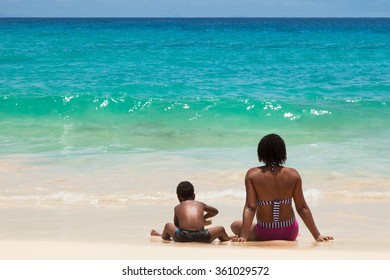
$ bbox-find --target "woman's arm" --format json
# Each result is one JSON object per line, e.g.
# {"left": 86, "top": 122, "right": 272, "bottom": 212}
{"left": 235, "top": 170, "right": 257, "bottom": 242}
{"left": 293, "top": 172, "right": 333, "bottom": 241}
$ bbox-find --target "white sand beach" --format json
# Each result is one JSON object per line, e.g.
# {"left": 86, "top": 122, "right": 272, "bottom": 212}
{"left": 0, "top": 150, "right": 389, "bottom": 261}
{"left": 0, "top": 200, "right": 389, "bottom": 260}
{"left": 1, "top": 239, "right": 389, "bottom": 260}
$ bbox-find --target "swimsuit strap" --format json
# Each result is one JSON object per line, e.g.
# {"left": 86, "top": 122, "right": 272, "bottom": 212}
{"left": 265, "top": 162, "right": 279, "bottom": 171}
{"left": 256, "top": 198, "right": 292, "bottom": 206}
{"left": 256, "top": 198, "right": 292, "bottom": 223}
{"left": 257, "top": 217, "right": 295, "bottom": 229}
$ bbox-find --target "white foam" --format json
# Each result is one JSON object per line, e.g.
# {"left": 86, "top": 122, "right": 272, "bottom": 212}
{"left": 310, "top": 109, "right": 332, "bottom": 116}
{"left": 334, "top": 191, "right": 390, "bottom": 200}
{"left": 303, "top": 189, "right": 322, "bottom": 202}
{"left": 197, "top": 188, "right": 246, "bottom": 201}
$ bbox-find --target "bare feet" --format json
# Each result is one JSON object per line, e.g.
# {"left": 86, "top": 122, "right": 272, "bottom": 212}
{"left": 150, "top": 229, "right": 161, "bottom": 236}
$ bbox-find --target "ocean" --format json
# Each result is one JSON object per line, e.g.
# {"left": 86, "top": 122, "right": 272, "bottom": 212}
{"left": 0, "top": 18, "right": 389, "bottom": 244}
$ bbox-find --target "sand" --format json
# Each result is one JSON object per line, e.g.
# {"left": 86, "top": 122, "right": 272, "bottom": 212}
{"left": 0, "top": 199, "right": 388, "bottom": 280}
{"left": 0, "top": 201, "right": 389, "bottom": 260}
{"left": 1, "top": 238, "right": 389, "bottom": 260}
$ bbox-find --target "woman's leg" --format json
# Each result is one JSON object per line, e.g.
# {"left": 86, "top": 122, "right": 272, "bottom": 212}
{"left": 230, "top": 220, "right": 258, "bottom": 241}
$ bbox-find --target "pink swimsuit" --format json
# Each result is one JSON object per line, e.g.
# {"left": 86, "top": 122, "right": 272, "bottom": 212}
{"left": 253, "top": 198, "right": 299, "bottom": 241}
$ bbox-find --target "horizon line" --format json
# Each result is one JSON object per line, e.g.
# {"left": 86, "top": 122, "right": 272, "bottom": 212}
{"left": 0, "top": 16, "right": 389, "bottom": 19}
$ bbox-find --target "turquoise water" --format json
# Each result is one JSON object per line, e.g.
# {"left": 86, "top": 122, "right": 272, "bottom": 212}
{"left": 1, "top": 18, "right": 389, "bottom": 153}
{"left": 0, "top": 18, "right": 389, "bottom": 207}
{"left": 1, "top": 19, "right": 390, "bottom": 248}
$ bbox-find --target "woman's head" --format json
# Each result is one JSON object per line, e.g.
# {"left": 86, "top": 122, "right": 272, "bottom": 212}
{"left": 257, "top": 134, "right": 287, "bottom": 165}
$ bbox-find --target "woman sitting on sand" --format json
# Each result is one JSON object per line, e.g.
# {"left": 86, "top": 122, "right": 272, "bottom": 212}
{"left": 231, "top": 133, "right": 333, "bottom": 242}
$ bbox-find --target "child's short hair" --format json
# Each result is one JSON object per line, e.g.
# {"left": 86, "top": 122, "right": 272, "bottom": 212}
{"left": 257, "top": 133, "right": 287, "bottom": 165}
{"left": 176, "top": 181, "right": 194, "bottom": 199}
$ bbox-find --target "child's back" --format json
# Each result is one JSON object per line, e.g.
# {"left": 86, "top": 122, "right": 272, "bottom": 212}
{"left": 151, "top": 181, "right": 233, "bottom": 243}
{"left": 175, "top": 200, "right": 208, "bottom": 230}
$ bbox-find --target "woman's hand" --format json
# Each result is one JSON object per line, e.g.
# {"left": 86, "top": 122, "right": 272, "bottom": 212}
{"left": 231, "top": 236, "right": 248, "bottom": 242}
{"left": 316, "top": 235, "right": 334, "bottom": 242}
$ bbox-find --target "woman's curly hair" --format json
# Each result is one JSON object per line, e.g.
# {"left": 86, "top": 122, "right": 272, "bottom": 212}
{"left": 257, "top": 134, "right": 287, "bottom": 165}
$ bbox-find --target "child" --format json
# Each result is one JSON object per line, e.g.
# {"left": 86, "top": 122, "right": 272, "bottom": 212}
{"left": 151, "top": 181, "right": 231, "bottom": 242}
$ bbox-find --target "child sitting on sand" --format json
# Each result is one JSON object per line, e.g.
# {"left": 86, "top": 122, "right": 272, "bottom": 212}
{"left": 151, "top": 181, "right": 232, "bottom": 243}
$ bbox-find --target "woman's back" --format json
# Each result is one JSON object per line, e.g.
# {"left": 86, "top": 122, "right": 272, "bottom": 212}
{"left": 247, "top": 165, "right": 299, "bottom": 224}
{"left": 231, "top": 133, "right": 333, "bottom": 242}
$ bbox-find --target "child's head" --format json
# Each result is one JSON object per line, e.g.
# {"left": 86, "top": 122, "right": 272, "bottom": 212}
{"left": 176, "top": 181, "right": 195, "bottom": 201}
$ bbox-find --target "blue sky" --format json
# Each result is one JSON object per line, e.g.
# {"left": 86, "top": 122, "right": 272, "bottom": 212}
{"left": 0, "top": 0, "right": 389, "bottom": 17}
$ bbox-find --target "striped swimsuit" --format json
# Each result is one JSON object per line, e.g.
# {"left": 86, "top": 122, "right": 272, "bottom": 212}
{"left": 253, "top": 198, "right": 298, "bottom": 241}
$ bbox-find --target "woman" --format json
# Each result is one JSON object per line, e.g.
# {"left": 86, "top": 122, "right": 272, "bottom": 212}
{"left": 231, "top": 134, "right": 333, "bottom": 242}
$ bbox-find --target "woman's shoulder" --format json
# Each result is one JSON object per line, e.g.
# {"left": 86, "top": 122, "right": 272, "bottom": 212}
{"left": 281, "top": 166, "right": 301, "bottom": 177}
{"left": 282, "top": 165, "right": 298, "bottom": 171}
{"left": 246, "top": 166, "right": 301, "bottom": 179}
{"left": 246, "top": 166, "right": 261, "bottom": 175}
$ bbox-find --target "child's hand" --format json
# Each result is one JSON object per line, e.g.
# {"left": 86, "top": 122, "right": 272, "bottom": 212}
{"left": 204, "top": 219, "right": 212, "bottom": 226}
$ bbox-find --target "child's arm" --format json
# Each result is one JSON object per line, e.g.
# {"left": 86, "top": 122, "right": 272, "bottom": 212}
{"left": 203, "top": 204, "right": 219, "bottom": 221}
{"left": 173, "top": 208, "right": 180, "bottom": 228}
